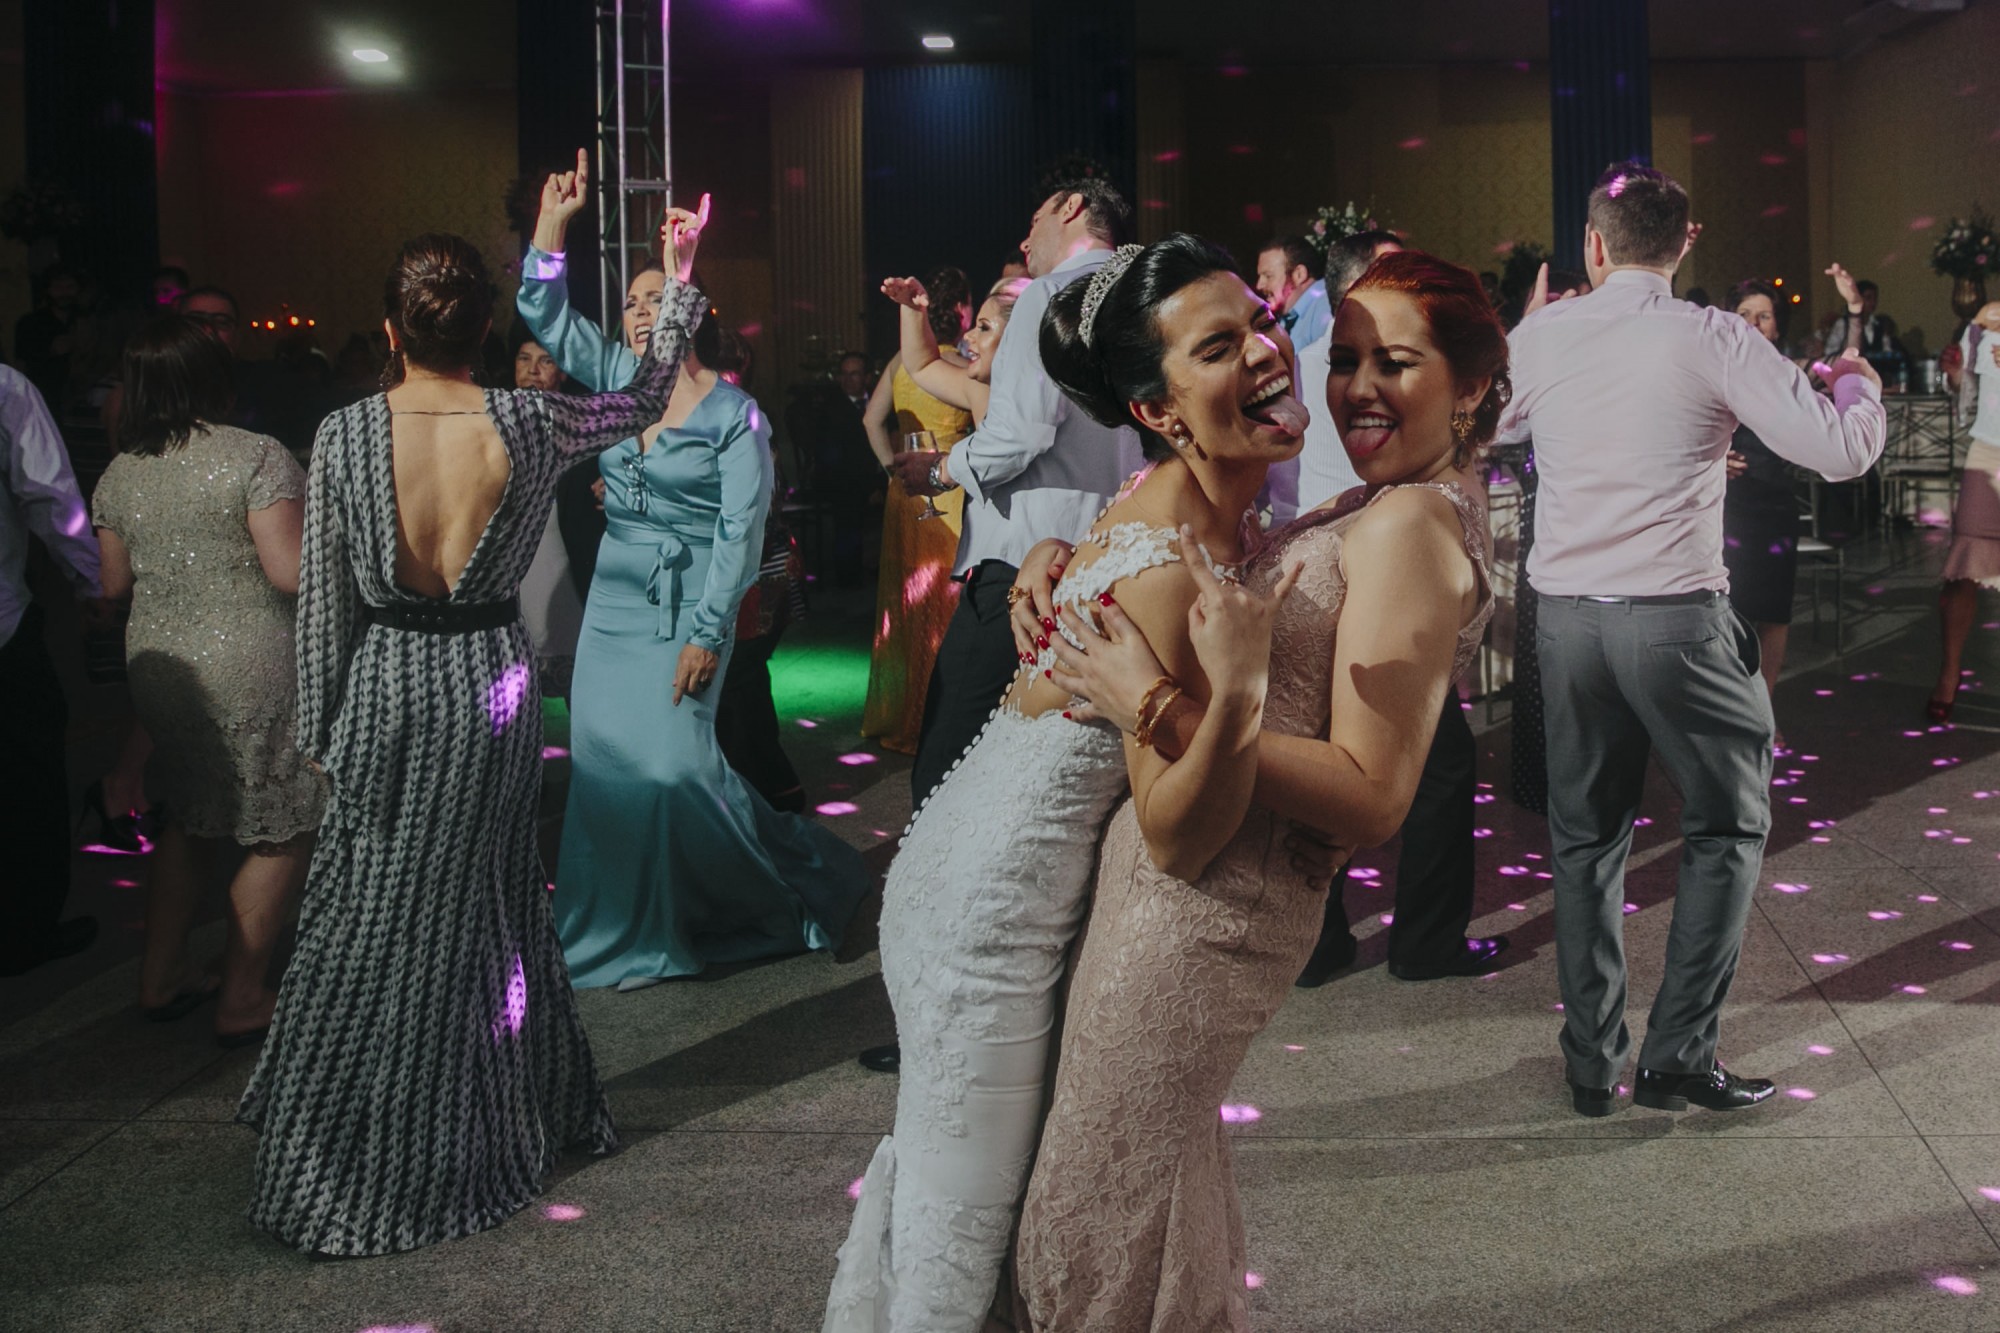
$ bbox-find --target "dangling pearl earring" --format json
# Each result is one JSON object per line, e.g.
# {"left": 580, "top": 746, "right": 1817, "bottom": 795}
{"left": 1173, "top": 427, "right": 1208, "bottom": 461}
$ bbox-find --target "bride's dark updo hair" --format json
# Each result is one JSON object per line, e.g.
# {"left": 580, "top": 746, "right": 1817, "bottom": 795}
{"left": 1041, "top": 232, "right": 1239, "bottom": 461}
{"left": 384, "top": 233, "right": 494, "bottom": 380}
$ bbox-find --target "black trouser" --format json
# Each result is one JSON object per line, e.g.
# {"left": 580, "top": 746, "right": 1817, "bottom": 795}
{"left": 1315, "top": 688, "right": 1477, "bottom": 966}
{"left": 0, "top": 606, "right": 75, "bottom": 964}
{"left": 911, "top": 560, "right": 1019, "bottom": 808}
{"left": 715, "top": 631, "right": 805, "bottom": 813}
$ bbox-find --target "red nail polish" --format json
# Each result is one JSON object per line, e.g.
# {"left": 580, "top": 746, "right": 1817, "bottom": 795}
{"left": 1041, "top": 617, "right": 1054, "bottom": 631}
{"left": 1037, "top": 636, "right": 1049, "bottom": 650}
{"left": 1062, "top": 711, "right": 1072, "bottom": 720}
{"left": 1098, "top": 593, "right": 1115, "bottom": 606}
{"left": 1044, "top": 669, "right": 1052, "bottom": 679}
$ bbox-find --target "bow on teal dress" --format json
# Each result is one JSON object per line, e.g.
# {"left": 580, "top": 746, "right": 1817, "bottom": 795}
{"left": 519, "top": 247, "right": 872, "bottom": 987}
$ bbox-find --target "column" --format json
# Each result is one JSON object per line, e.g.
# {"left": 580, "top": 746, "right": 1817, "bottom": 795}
{"left": 1030, "top": 0, "right": 1137, "bottom": 209}
{"left": 1548, "top": 0, "right": 1652, "bottom": 269}
{"left": 517, "top": 0, "right": 603, "bottom": 321}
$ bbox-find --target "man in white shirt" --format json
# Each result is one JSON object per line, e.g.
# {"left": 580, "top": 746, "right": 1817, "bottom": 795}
{"left": 0, "top": 364, "right": 103, "bottom": 976}
{"left": 1500, "top": 163, "right": 1885, "bottom": 1117}
{"left": 1270, "top": 230, "right": 1404, "bottom": 523}
{"left": 892, "top": 171, "right": 1143, "bottom": 806}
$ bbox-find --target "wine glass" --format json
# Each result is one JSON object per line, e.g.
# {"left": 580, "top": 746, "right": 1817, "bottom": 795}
{"left": 904, "top": 429, "right": 944, "bottom": 521}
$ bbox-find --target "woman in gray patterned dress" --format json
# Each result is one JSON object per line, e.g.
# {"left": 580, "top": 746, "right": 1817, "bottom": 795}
{"left": 238, "top": 194, "right": 711, "bottom": 1256}
{"left": 91, "top": 315, "right": 325, "bottom": 1043}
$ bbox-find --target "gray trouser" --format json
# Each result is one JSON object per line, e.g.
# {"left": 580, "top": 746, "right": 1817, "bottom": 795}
{"left": 1536, "top": 592, "right": 1774, "bottom": 1087}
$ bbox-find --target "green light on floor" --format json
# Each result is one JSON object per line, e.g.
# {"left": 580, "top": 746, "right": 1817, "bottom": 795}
{"left": 770, "top": 641, "right": 872, "bottom": 723}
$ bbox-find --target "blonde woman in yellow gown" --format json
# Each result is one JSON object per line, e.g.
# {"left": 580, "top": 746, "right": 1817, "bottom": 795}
{"left": 861, "top": 269, "right": 1028, "bottom": 752}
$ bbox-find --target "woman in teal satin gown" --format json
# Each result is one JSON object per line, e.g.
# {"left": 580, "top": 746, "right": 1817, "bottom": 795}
{"left": 519, "top": 173, "right": 871, "bottom": 990}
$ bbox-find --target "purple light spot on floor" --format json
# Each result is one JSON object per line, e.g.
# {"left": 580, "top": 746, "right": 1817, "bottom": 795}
{"left": 1623, "top": 902, "right": 1639, "bottom": 914}
{"left": 1380, "top": 913, "right": 1394, "bottom": 925}
{"left": 796, "top": 719, "right": 819, "bottom": 729}
{"left": 1935, "top": 757, "right": 1962, "bottom": 767}
{"left": 1634, "top": 817, "right": 1654, "bottom": 827}
{"left": 817, "top": 801, "right": 858, "bottom": 816}
{"left": 1244, "top": 1271, "right": 1264, "bottom": 1289}
{"left": 542, "top": 1203, "right": 585, "bottom": 1222}
{"left": 486, "top": 663, "right": 532, "bottom": 735}
{"left": 1902, "top": 984, "right": 1928, "bottom": 995}
{"left": 1977, "top": 792, "right": 1994, "bottom": 800}
{"left": 1811, "top": 952, "right": 1849, "bottom": 964}
{"left": 847, "top": 1176, "right": 865, "bottom": 1200}
{"left": 1869, "top": 910, "right": 1904, "bottom": 920}
{"left": 1219, "top": 1104, "right": 1262, "bottom": 1123}
{"left": 1807, "top": 1044, "right": 1834, "bottom": 1055}
{"left": 1786, "top": 1088, "right": 1816, "bottom": 1100}
{"left": 1283, "top": 1043, "right": 1304, "bottom": 1051}
{"left": 1808, "top": 820, "right": 1827, "bottom": 829}
{"left": 1926, "top": 830, "right": 1944, "bottom": 839}
{"left": 1815, "top": 688, "right": 1834, "bottom": 697}
{"left": 1507, "top": 902, "right": 1527, "bottom": 911}
{"left": 1536, "top": 872, "right": 1553, "bottom": 879}
{"left": 541, "top": 745, "right": 569, "bottom": 760}
{"left": 357, "top": 1326, "right": 436, "bottom": 1333}
{"left": 1812, "top": 836, "right": 1831, "bottom": 843}
{"left": 112, "top": 878, "right": 140, "bottom": 889}
{"left": 1349, "top": 868, "right": 1380, "bottom": 880}
{"left": 1474, "top": 793, "right": 1496, "bottom": 804}
{"left": 1917, "top": 894, "right": 1940, "bottom": 903}
{"left": 1928, "top": 806, "right": 1948, "bottom": 815}
{"left": 1980, "top": 1187, "right": 2000, "bottom": 1202}
{"left": 81, "top": 840, "right": 151, "bottom": 857}
{"left": 1499, "top": 865, "right": 1529, "bottom": 876}
{"left": 1525, "top": 853, "right": 1544, "bottom": 861}
{"left": 837, "top": 752, "right": 878, "bottom": 766}
{"left": 1934, "top": 1276, "right": 1979, "bottom": 1295}
{"left": 871, "top": 829, "right": 890, "bottom": 839}
{"left": 1552, "top": 1003, "right": 1565, "bottom": 1012}
{"left": 1473, "top": 827, "right": 1493, "bottom": 838}
{"left": 1788, "top": 797, "right": 1808, "bottom": 805}
{"left": 1946, "top": 941, "right": 1974, "bottom": 951}
{"left": 1773, "top": 882, "right": 1809, "bottom": 893}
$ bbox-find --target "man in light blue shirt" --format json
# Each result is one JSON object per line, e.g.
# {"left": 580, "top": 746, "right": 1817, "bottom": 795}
{"left": 1254, "top": 236, "right": 1330, "bottom": 352}
{"left": 0, "top": 365, "right": 102, "bottom": 976}
{"left": 891, "top": 170, "right": 1142, "bottom": 807}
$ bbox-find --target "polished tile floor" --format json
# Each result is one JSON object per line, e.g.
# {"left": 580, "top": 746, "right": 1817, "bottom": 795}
{"left": 4, "top": 531, "right": 1998, "bottom": 1332}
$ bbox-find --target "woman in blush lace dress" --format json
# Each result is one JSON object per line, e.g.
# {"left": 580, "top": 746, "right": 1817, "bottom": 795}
{"left": 1016, "top": 251, "right": 1506, "bottom": 1330}
{"left": 822, "top": 233, "right": 1320, "bottom": 1333}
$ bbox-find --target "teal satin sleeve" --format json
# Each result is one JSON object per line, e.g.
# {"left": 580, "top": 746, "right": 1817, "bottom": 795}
{"left": 515, "top": 246, "right": 642, "bottom": 393}
{"left": 685, "top": 400, "right": 773, "bottom": 651}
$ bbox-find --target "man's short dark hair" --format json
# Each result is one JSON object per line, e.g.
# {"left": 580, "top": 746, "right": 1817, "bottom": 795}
{"left": 154, "top": 265, "right": 190, "bottom": 288}
{"left": 1260, "top": 236, "right": 1319, "bottom": 281}
{"left": 836, "top": 351, "right": 869, "bottom": 372}
{"left": 1586, "top": 161, "right": 1690, "bottom": 269}
{"left": 1325, "top": 230, "right": 1403, "bottom": 300}
{"left": 178, "top": 284, "right": 239, "bottom": 317}
{"left": 1857, "top": 279, "right": 1879, "bottom": 297}
{"left": 1036, "top": 156, "right": 1133, "bottom": 247}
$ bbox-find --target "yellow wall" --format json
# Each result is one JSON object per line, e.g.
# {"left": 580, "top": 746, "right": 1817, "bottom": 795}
{"left": 156, "top": 87, "right": 520, "bottom": 354}
{"left": 1818, "top": 4, "right": 2000, "bottom": 355}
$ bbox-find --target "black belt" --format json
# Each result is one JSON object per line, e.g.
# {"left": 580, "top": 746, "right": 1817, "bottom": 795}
{"left": 1560, "top": 590, "right": 1721, "bottom": 607}
{"left": 364, "top": 597, "right": 520, "bottom": 634}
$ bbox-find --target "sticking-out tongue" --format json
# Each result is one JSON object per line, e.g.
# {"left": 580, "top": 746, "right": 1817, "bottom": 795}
{"left": 1247, "top": 392, "right": 1309, "bottom": 438}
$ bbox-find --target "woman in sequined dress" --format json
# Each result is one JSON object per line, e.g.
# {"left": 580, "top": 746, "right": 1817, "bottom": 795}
{"left": 90, "top": 315, "right": 323, "bottom": 1042}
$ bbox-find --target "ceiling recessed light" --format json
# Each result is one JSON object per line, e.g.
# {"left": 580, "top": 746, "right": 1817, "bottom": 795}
{"left": 351, "top": 48, "right": 390, "bottom": 63}
{"left": 921, "top": 34, "right": 955, "bottom": 50}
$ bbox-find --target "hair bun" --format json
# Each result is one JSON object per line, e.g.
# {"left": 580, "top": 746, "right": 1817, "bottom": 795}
{"left": 384, "top": 233, "right": 494, "bottom": 378}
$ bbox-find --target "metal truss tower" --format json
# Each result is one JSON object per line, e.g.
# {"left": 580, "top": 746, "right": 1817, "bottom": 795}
{"left": 593, "top": 0, "right": 672, "bottom": 326}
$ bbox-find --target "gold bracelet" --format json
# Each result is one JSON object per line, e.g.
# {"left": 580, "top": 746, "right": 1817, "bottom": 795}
{"left": 1136, "top": 686, "right": 1184, "bottom": 750}
{"left": 1131, "top": 675, "right": 1174, "bottom": 737}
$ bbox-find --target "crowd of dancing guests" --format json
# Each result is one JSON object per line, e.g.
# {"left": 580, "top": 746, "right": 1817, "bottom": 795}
{"left": 16, "top": 137, "right": 2000, "bottom": 1327}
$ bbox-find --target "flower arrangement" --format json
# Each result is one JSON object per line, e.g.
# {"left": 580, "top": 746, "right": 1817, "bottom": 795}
{"left": 1931, "top": 208, "right": 1996, "bottom": 280}
{"left": 1305, "top": 201, "right": 1384, "bottom": 257}
{"left": 0, "top": 181, "right": 84, "bottom": 244}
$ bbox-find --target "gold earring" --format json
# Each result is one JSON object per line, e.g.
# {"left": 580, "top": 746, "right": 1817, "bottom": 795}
{"left": 1451, "top": 411, "right": 1474, "bottom": 444}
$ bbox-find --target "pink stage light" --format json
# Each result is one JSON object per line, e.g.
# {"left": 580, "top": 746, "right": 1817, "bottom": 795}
{"left": 847, "top": 1177, "right": 865, "bottom": 1200}
{"left": 542, "top": 1203, "right": 585, "bottom": 1222}
{"left": 1806, "top": 1044, "right": 1834, "bottom": 1055}
{"left": 1934, "top": 1276, "right": 1979, "bottom": 1295}
{"left": 541, "top": 745, "right": 569, "bottom": 760}
{"left": 493, "top": 954, "right": 527, "bottom": 1038}
{"left": 1979, "top": 1187, "right": 2000, "bottom": 1202}
{"left": 837, "top": 752, "right": 878, "bottom": 766}
{"left": 1901, "top": 985, "right": 1928, "bottom": 995}
{"left": 817, "top": 802, "right": 858, "bottom": 816}
{"left": 1219, "top": 1104, "right": 1262, "bottom": 1123}
{"left": 1785, "top": 1088, "right": 1816, "bottom": 1100}
{"left": 1244, "top": 1272, "right": 1264, "bottom": 1289}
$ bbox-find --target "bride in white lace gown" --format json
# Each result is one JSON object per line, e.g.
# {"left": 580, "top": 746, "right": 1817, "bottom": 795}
{"left": 822, "top": 234, "right": 1315, "bottom": 1332}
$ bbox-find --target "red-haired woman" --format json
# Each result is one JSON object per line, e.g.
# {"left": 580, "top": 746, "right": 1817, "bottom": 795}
{"left": 1015, "top": 250, "right": 1505, "bottom": 1328}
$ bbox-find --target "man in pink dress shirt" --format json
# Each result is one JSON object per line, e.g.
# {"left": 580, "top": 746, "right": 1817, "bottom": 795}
{"left": 1498, "top": 163, "right": 1885, "bottom": 1118}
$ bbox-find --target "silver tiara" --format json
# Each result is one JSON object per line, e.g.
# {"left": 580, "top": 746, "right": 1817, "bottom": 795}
{"left": 1076, "top": 244, "right": 1144, "bottom": 348}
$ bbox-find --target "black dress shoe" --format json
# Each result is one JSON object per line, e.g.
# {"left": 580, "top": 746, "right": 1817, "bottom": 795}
{"left": 1388, "top": 935, "right": 1510, "bottom": 981}
{"left": 1569, "top": 1080, "right": 1616, "bottom": 1118}
{"left": 1295, "top": 930, "right": 1359, "bottom": 989}
{"left": 1633, "top": 1062, "right": 1776, "bottom": 1112}
{"left": 858, "top": 1043, "right": 900, "bottom": 1074}
{"left": 0, "top": 916, "right": 99, "bottom": 977}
